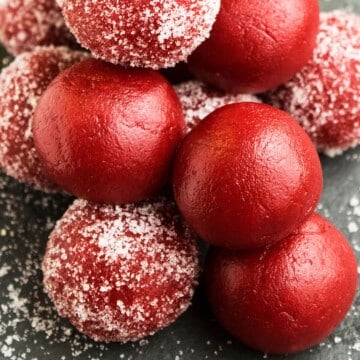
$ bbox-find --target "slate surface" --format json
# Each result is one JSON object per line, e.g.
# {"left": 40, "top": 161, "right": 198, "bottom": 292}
{"left": 0, "top": 0, "right": 360, "bottom": 359}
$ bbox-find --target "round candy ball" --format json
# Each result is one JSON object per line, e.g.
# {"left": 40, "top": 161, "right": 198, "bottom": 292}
{"left": 266, "top": 11, "right": 360, "bottom": 157}
{"left": 57, "top": 0, "right": 220, "bottom": 69}
{"left": 0, "top": 0, "right": 75, "bottom": 55}
{"left": 174, "top": 80, "right": 261, "bottom": 133}
{"left": 172, "top": 102, "right": 323, "bottom": 250}
{"left": 187, "top": 0, "right": 320, "bottom": 94}
{"left": 42, "top": 197, "right": 199, "bottom": 342}
{"left": 0, "top": 46, "right": 88, "bottom": 192}
{"left": 33, "top": 58, "right": 185, "bottom": 204}
{"left": 204, "top": 213, "right": 358, "bottom": 354}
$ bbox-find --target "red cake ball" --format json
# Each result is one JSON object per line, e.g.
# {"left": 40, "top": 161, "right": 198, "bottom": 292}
{"left": 205, "top": 213, "right": 358, "bottom": 354}
{"left": 267, "top": 11, "right": 360, "bottom": 157}
{"left": 0, "top": 0, "right": 76, "bottom": 55}
{"left": 42, "top": 197, "right": 199, "bottom": 342}
{"left": 174, "top": 80, "right": 262, "bottom": 133}
{"left": 187, "top": 0, "right": 319, "bottom": 94}
{"left": 0, "top": 46, "right": 88, "bottom": 192}
{"left": 33, "top": 58, "right": 185, "bottom": 204}
{"left": 173, "top": 103, "right": 323, "bottom": 250}
{"left": 57, "top": 0, "right": 220, "bottom": 69}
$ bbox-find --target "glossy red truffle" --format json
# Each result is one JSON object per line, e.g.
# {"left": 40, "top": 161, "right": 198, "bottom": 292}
{"left": 267, "top": 11, "right": 360, "bottom": 157}
{"left": 205, "top": 213, "right": 358, "bottom": 354}
{"left": 172, "top": 102, "right": 323, "bottom": 250}
{"left": 188, "top": 0, "right": 319, "bottom": 94}
{"left": 0, "top": 0, "right": 75, "bottom": 55}
{"left": 57, "top": 0, "right": 220, "bottom": 69}
{"left": 0, "top": 46, "right": 87, "bottom": 192}
{"left": 174, "top": 80, "right": 261, "bottom": 133}
{"left": 42, "top": 197, "right": 199, "bottom": 342}
{"left": 33, "top": 58, "right": 185, "bottom": 204}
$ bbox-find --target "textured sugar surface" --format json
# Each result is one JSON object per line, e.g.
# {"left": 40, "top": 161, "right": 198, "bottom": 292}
{"left": 174, "top": 81, "right": 262, "bottom": 133}
{"left": 43, "top": 198, "right": 199, "bottom": 343}
{"left": 267, "top": 11, "right": 360, "bottom": 157}
{"left": 58, "top": 0, "right": 220, "bottom": 69}
{"left": 0, "top": 46, "right": 88, "bottom": 192}
{"left": 0, "top": 0, "right": 75, "bottom": 55}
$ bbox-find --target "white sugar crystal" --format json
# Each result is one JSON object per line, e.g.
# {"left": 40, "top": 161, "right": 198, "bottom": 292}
{"left": 0, "top": 265, "right": 10, "bottom": 277}
{"left": 350, "top": 196, "right": 360, "bottom": 207}
{"left": 348, "top": 221, "right": 359, "bottom": 233}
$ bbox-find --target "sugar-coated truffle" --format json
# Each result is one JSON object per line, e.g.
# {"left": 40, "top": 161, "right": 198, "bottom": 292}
{"left": 173, "top": 102, "right": 323, "bottom": 250}
{"left": 0, "top": 0, "right": 75, "bottom": 55}
{"left": 266, "top": 11, "right": 360, "bottom": 157}
{"left": 205, "top": 213, "right": 358, "bottom": 354}
{"left": 33, "top": 58, "right": 185, "bottom": 203}
{"left": 57, "top": 0, "right": 220, "bottom": 69}
{"left": 187, "top": 0, "right": 319, "bottom": 94}
{"left": 174, "top": 80, "right": 261, "bottom": 133}
{"left": 0, "top": 46, "right": 88, "bottom": 192}
{"left": 43, "top": 197, "right": 199, "bottom": 342}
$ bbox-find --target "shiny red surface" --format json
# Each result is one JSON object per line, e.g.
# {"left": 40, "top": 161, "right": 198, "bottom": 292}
{"left": 172, "top": 102, "right": 323, "bottom": 250}
{"left": 204, "top": 213, "right": 358, "bottom": 354}
{"left": 188, "top": 0, "right": 319, "bottom": 94}
{"left": 33, "top": 58, "right": 185, "bottom": 204}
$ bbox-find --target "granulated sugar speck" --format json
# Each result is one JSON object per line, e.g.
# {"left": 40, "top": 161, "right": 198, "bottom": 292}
{"left": 348, "top": 221, "right": 359, "bottom": 233}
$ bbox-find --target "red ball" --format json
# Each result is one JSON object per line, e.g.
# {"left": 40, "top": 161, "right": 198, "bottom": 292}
{"left": 0, "top": 0, "right": 75, "bottom": 55}
{"left": 33, "top": 58, "right": 185, "bottom": 204}
{"left": 57, "top": 0, "right": 220, "bottom": 69}
{"left": 0, "top": 46, "right": 88, "bottom": 192}
{"left": 204, "top": 213, "right": 358, "bottom": 354}
{"left": 187, "top": 0, "right": 319, "bottom": 94}
{"left": 42, "top": 197, "right": 199, "bottom": 342}
{"left": 172, "top": 102, "right": 323, "bottom": 250}
{"left": 266, "top": 11, "right": 360, "bottom": 157}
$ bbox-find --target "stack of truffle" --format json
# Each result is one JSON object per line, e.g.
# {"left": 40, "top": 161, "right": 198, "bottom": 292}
{"left": 0, "top": 0, "right": 359, "bottom": 354}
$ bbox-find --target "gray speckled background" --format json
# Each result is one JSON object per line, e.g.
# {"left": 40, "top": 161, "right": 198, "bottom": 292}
{"left": 0, "top": 1, "right": 360, "bottom": 359}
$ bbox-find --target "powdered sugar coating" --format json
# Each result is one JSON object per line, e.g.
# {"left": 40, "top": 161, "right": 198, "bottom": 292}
{"left": 0, "top": 46, "right": 88, "bottom": 192}
{"left": 0, "top": 0, "right": 76, "bottom": 55}
{"left": 57, "top": 0, "right": 220, "bottom": 69}
{"left": 174, "top": 81, "right": 262, "bottom": 133}
{"left": 42, "top": 197, "right": 199, "bottom": 342}
{"left": 267, "top": 11, "right": 360, "bottom": 157}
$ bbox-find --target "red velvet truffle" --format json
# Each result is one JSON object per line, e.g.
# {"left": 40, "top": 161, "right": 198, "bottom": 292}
{"left": 267, "top": 11, "right": 360, "bottom": 157}
{"left": 33, "top": 58, "right": 185, "bottom": 204}
{"left": 187, "top": 0, "right": 319, "bottom": 94}
{"left": 0, "top": 46, "right": 87, "bottom": 192}
{"left": 174, "top": 80, "right": 261, "bottom": 133}
{"left": 42, "top": 197, "right": 199, "bottom": 342}
{"left": 172, "top": 102, "right": 323, "bottom": 250}
{"left": 205, "top": 213, "right": 358, "bottom": 354}
{"left": 0, "top": 0, "right": 75, "bottom": 55}
{"left": 57, "top": 0, "right": 220, "bottom": 69}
